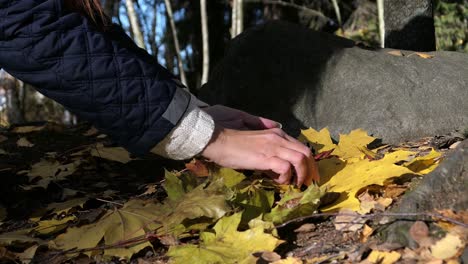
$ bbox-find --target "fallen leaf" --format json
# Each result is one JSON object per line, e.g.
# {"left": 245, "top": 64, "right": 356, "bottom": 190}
{"left": 17, "top": 137, "right": 34, "bottom": 147}
{"left": 167, "top": 213, "right": 282, "bottom": 264}
{"left": 387, "top": 50, "right": 404, "bottom": 56}
{"left": 0, "top": 149, "right": 6, "bottom": 155}
{"left": 0, "top": 230, "right": 44, "bottom": 245}
{"left": 24, "top": 159, "right": 81, "bottom": 189}
{"left": 361, "top": 224, "right": 373, "bottom": 242}
{"left": 294, "top": 223, "right": 316, "bottom": 233}
{"left": 11, "top": 125, "right": 45, "bottom": 134}
{"left": 83, "top": 127, "right": 99, "bottom": 136}
{"left": 299, "top": 127, "right": 335, "bottom": 153}
{"left": 333, "top": 129, "right": 376, "bottom": 160}
{"left": 260, "top": 251, "right": 281, "bottom": 262}
{"left": 54, "top": 181, "right": 230, "bottom": 259}
{"left": 430, "top": 233, "right": 464, "bottom": 260}
{"left": 334, "top": 209, "right": 366, "bottom": 232}
{"left": 15, "top": 245, "right": 39, "bottom": 264}
{"left": 319, "top": 150, "right": 415, "bottom": 211}
{"left": 233, "top": 180, "right": 275, "bottom": 224}
{"left": 53, "top": 200, "right": 162, "bottom": 259}
{"left": 46, "top": 197, "right": 88, "bottom": 215}
{"left": 264, "top": 184, "right": 322, "bottom": 224}
{"left": 185, "top": 159, "right": 210, "bottom": 177}
{"left": 409, "top": 221, "right": 432, "bottom": 248}
{"left": 404, "top": 149, "right": 441, "bottom": 174}
{"left": 383, "top": 184, "right": 407, "bottom": 199}
{"left": 33, "top": 216, "right": 76, "bottom": 236}
{"left": 367, "top": 250, "right": 401, "bottom": 264}
{"left": 0, "top": 135, "right": 7, "bottom": 143}
{"left": 375, "top": 197, "right": 393, "bottom": 211}
{"left": 91, "top": 143, "right": 132, "bottom": 163}
{"left": 212, "top": 167, "right": 246, "bottom": 188}
{"left": 408, "top": 52, "right": 435, "bottom": 59}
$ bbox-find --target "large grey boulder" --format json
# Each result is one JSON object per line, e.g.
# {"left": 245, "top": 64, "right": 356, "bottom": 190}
{"left": 200, "top": 21, "right": 468, "bottom": 143}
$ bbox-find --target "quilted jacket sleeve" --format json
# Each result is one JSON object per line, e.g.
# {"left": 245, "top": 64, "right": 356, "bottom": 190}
{"left": 0, "top": 0, "right": 192, "bottom": 156}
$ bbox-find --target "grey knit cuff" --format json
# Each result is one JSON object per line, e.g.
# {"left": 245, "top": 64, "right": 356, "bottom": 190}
{"left": 150, "top": 97, "right": 215, "bottom": 160}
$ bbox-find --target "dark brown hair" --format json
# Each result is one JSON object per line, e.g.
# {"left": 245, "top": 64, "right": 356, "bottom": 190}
{"left": 64, "top": 0, "right": 110, "bottom": 27}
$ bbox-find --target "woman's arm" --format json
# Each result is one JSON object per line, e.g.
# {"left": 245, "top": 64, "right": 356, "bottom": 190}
{"left": 0, "top": 0, "right": 199, "bottom": 156}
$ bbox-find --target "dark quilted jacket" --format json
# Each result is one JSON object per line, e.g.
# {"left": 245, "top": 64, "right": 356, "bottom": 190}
{"left": 0, "top": 0, "right": 191, "bottom": 156}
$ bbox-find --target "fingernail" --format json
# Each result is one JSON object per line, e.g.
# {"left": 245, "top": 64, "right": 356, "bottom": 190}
{"left": 276, "top": 122, "right": 283, "bottom": 129}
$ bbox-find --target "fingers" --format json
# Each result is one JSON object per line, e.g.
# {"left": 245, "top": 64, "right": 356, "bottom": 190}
{"left": 267, "top": 128, "right": 319, "bottom": 186}
{"left": 265, "top": 157, "right": 292, "bottom": 184}
{"left": 274, "top": 147, "right": 309, "bottom": 186}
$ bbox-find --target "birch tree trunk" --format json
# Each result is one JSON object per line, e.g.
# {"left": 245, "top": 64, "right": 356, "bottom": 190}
{"left": 236, "top": 0, "right": 243, "bottom": 36}
{"left": 164, "top": 0, "right": 188, "bottom": 86}
{"left": 125, "top": 0, "right": 145, "bottom": 49}
{"left": 231, "top": 0, "right": 243, "bottom": 38}
{"left": 0, "top": 72, "right": 24, "bottom": 124}
{"left": 200, "top": 0, "right": 210, "bottom": 85}
{"left": 377, "top": 0, "right": 385, "bottom": 48}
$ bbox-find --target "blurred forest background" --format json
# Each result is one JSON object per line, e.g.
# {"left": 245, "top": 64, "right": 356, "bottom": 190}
{"left": 0, "top": 0, "right": 466, "bottom": 126}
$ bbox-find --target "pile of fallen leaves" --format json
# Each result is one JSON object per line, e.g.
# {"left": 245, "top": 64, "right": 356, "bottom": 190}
{"left": 0, "top": 123, "right": 466, "bottom": 263}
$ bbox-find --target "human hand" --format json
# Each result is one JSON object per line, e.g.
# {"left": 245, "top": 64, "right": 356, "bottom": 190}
{"left": 201, "top": 105, "right": 280, "bottom": 130}
{"left": 201, "top": 126, "right": 320, "bottom": 187}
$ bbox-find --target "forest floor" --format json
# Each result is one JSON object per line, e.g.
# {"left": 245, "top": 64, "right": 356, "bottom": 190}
{"left": 0, "top": 122, "right": 466, "bottom": 264}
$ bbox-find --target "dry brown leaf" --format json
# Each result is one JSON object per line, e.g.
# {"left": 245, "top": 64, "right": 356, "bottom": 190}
{"left": 408, "top": 52, "right": 435, "bottom": 59}
{"left": 294, "top": 223, "right": 316, "bottom": 233}
{"left": 185, "top": 159, "right": 210, "bottom": 177}
{"left": 383, "top": 184, "right": 407, "bottom": 199}
{"left": 260, "top": 251, "right": 282, "bottom": 262}
{"left": 387, "top": 50, "right": 404, "bottom": 56}
{"left": 15, "top": 245, "right": 39, "bottom": 264}
{"left": 91, "top": 143, "right": 132, "bottom": 163}
{"left": 334, "top": 209, "right": 366, "bottom": 232}
{"left": 409, "top": 221, "right": 432, "bottom": 248}
{"left": 11, "top": 125, "right": 45, "bottom": 134}
{"left": 83, "top": 127, "right": 99, "bottom": 136}
{"left": 360, "top": 224, "right": 373, "bottom": 242}
{"left": 17, "top": 137, "right": 34, "bottom": 147}
{"left": 139, "top": 184, "right": 157, "bottom": 196}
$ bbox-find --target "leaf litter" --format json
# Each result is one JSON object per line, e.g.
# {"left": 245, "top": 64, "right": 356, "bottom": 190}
{"left": 0, "top": 122, "right": 465, "bottom": 263}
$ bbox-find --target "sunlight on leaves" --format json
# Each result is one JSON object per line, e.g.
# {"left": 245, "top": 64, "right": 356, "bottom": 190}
{"left": 167, "top": 213, "right": 282, "bottom": 264}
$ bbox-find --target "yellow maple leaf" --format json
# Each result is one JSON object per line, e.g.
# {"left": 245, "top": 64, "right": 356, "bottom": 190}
{"left": 299, "top": 127, "right": 335, "bottom": 152}
{"left": 320, "top": 150, "right": 414, "bottom": 211}
{"left": 367, "top": 250, "right": 401, "bottom": 264}
{"left": 167, "top": 213, "right": 282, "bottom": 264}
{"left": 404, "top": 149, "right": 442, "bottom": 174}
{"left": 301, "top": 128, "right": 441, "bottom": 212}
{"left": 300, "top": 128, "right": 376, "bottom": 160}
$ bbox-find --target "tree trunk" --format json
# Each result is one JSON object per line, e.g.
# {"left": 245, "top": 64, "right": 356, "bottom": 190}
{"left": 231, "top": 0, "right": 237, "bottom": 38}
{"left": 0, "top": 72, "right": 24, "bottom": 124}
{"left": 377, "top": 0, "right": 385, "bottom": 48}
{"left": 384, "top": 0, "right": 436, "bottom": 51}
{"left": 231, "top": 0, "right": 243, "bottom": 38}
{"left": 200, "top": 0, "right": 210, "bottom": 85}
{"left": 164, "top": 0, "right": 188, "bottom": 86}
{"left": 125, "top": 0, "right": 146, "bottom": 49}
{"left": 149, "top": 3, "right": 159, "bottom": 57}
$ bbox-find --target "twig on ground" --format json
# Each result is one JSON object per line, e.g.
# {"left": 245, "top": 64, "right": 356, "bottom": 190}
{"left": 275, "top": 211, "right": 468, "bottom": 228}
